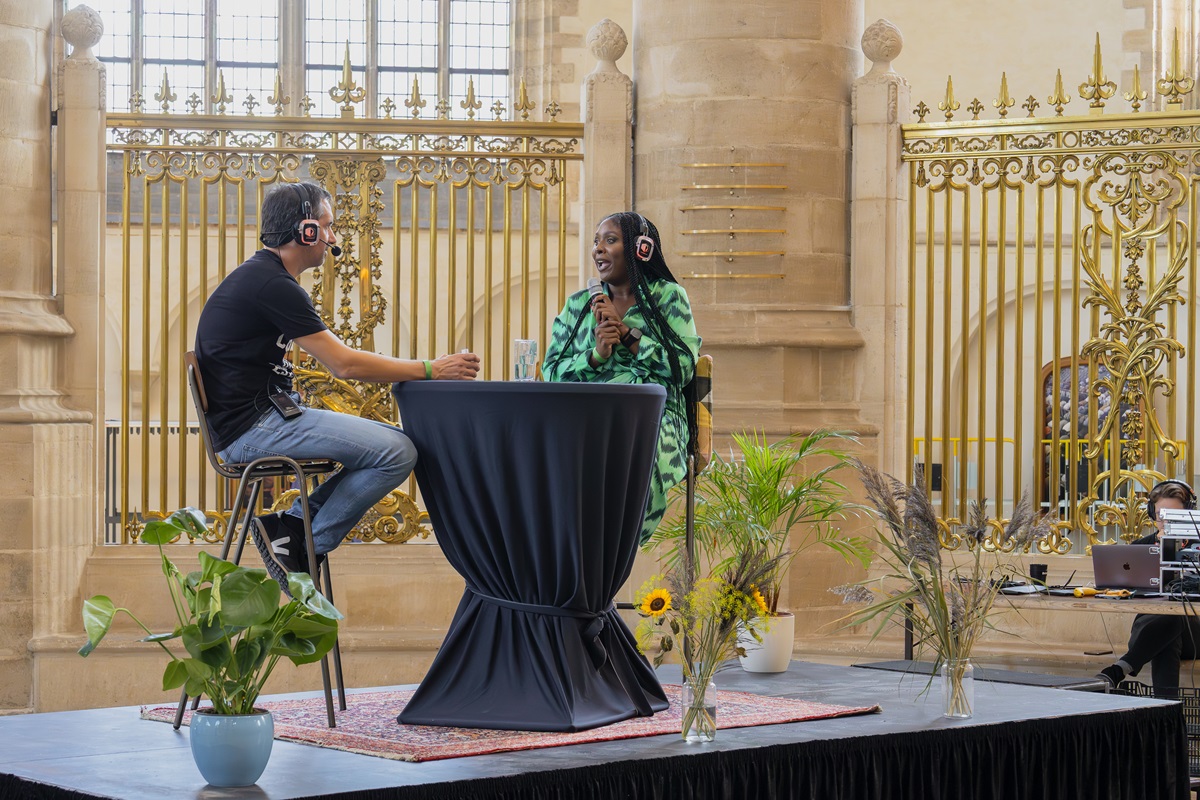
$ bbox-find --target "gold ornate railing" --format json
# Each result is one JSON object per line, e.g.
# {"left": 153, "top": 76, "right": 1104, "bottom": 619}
{"left": 903, "top": 35, "right": 1199, "bottom": 552}
{"left": 105, "top": 67, "right": 582, "bottom": 543}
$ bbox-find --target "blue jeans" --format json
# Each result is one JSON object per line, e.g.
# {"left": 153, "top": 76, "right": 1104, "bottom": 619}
{"left": 219, "top": 405, "right": 418, "bottom": 555}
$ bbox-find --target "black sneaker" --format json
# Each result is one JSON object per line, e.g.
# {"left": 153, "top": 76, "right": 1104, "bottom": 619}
{"left": 251, "top": 512, "right": 305, "bottom": 596}
{"left": 275, "top": 513, "right": 327, "bottom": 578}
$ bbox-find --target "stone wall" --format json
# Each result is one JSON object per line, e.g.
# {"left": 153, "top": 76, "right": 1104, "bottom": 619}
{"left": 0, "top": 0, "right": 97, "bottom": 713}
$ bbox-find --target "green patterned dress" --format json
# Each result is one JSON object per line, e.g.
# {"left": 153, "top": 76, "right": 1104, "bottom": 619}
{"left": 543, "top": 280, "right": 701, "bottom": 544}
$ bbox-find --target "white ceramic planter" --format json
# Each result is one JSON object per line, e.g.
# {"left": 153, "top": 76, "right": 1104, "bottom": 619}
{"left": 737, "top": 612, "right": 795, "bottom": 673}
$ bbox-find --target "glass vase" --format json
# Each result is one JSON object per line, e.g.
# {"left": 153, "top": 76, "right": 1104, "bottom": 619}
{"left": 941, "top": 658, "right": 974, "bottom": 719}
{"left": 681, "top": 673, "right": 717, "bottom": 742}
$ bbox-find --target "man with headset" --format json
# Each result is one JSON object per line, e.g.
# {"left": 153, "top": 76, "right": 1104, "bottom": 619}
{"left": 194, "top": 181, "right": 479, "bottom": 593}
{"left": 1095, "top": 479, "right": 1200, "bottom": 695}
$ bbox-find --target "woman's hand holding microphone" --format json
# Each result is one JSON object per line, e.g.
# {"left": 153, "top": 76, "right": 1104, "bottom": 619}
{"left": 590, "top": 293, "right": 631, "bottom": 363}
{"left": 593, "top": 317, "right": 622, "bottom": 362}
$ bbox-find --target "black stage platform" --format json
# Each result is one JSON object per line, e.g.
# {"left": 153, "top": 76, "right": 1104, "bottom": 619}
{"left": 0, "top": 661, "right": 1188, "bottom": 800}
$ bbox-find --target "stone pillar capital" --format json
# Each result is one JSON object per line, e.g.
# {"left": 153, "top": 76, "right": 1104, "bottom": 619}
{"left": 861, "top": 18, "right": 903, "bottom": 77}
{"left": 62, "top": 5, "right": 104, "bottom": 62}
{"left": 855, "top": 20, "right": 910, "bottom": 127}
{"left": 586, "top": 19, "right": 628, "bottom": 76}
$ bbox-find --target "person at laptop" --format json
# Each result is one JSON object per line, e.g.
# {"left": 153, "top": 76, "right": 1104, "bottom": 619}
{"left": 1095, "top": 480, "right": 1200, "bottom": 695}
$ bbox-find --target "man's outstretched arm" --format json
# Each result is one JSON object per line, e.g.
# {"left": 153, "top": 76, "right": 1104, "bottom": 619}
{"left": 295, "top": 330, "right": 480, "bottom": 382}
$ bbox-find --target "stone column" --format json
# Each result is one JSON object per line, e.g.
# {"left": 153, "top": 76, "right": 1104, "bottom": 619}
{"left": 633, "top": 0, "right": 866, "bottom": 437}
{"left": 632, "top": 0, "right": 869, "bottom": 637}
{"left": 0, "top": 0, "right": 94, "bottom": 712}
{"left": 851, "top": 20, "right": 909, "bottom": 476}
{"left": 580, "top": 19, "right": 632, "bottom": 279}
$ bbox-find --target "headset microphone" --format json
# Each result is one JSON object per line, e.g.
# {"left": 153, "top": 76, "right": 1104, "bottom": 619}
{"left": 321, "top": 239, "right": 342, "bottom": 258}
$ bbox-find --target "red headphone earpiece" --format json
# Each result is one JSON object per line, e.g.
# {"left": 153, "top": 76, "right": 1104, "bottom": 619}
{"left": 634, "top": 213, "right": 655, "bottom": 262}
{"left": 295, "top": 199, "right": 320, "bottom": 246}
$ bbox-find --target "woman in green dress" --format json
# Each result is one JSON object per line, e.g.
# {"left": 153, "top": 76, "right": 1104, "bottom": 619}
{"left": 543, "top": 212, "right": 701, "bottom": 544}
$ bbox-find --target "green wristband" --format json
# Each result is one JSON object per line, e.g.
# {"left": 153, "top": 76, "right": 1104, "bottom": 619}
{"left": 591, "top": 347, "right": 609, "bottom": 364}
{"left": 423, "top": 360, "right": 433, "bottom": 380}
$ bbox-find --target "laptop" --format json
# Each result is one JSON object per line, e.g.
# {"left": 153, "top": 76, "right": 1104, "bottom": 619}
{"left": 1092, "top": 544, "right": 1161, "bottom": 591}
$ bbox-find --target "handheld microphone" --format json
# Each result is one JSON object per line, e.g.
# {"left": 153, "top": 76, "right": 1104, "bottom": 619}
{"left": 587, "top": 278, "right": 604, "bottom": 306}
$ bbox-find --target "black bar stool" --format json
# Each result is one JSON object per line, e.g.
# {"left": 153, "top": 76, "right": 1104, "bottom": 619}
{"left": 173, "top": 350, "right": 346, "bottom": 729}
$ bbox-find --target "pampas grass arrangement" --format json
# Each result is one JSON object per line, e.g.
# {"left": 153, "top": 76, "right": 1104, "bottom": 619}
{"left": 839, "top": 461, "right": 1056, "bottom": 707}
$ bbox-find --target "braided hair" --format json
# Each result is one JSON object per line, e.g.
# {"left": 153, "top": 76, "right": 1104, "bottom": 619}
{"left": 602, "top": 212, "right": 700, "bottom": 456}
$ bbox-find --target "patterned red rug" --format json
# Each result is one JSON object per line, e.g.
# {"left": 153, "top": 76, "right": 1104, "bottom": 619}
{"left": 144, "top": 685, "right": 878, "bottom": 762}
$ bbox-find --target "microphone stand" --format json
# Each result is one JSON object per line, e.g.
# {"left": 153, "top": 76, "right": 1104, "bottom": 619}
{"left": 683, "top": 450, "right": 697, "bottom": 666}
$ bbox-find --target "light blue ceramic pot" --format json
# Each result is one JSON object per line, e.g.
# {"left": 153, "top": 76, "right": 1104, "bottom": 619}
{"left": 189, "top": 709, "right": 274, "bottom": 787}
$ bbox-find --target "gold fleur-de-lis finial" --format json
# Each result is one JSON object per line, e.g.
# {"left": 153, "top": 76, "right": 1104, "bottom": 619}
{"left": 211, "top": 70, "right": 233, "bottom": 114}
{"left": 1157, "top": 27, "right": 1194, "bottom": 106}
{"left": 298, "top": 95, "right": 314, "bottom": 117}
{"left": 491, "top": 99, "right": 505, "bottom": 120}
{"left": 380, "top": 97, "right": 396, "bottom": 119}
{"left": 129, "top": 90, "right": 145, "bottom": 113}
{"left": 435, "top": 98, "right": 450, "bottom": 119}
{"left": 242, "top": 93, "right": 259, "bottom": 116}
{"left": 545, "top": 100, "right": 562, "bottom": 121}
{"left": 913, "top": 100, "right": 930, "bottom": 122}
{"left": 186, "top": 92, "right": 202, "bottom": 114}
{"left": 267, "top": 71, "right": 290, "bottom": 116}
{"left": 404, "top": 77, "right": 426, "bottom": 118}
{"left": 460, "top": 77, "right": 482, "bottom": 119}
{"left": 154, "top": 69, "right": 176, "bottom": 112}
{"left": 1022, "top": 94, "right": 1040, "bottom": 117}
{"left": 1125, "top": 63, "right": 1147, "bottom": 112}
{"left": 993, "top": 72, "right": 1015, "bottom": 118}
{"left": 967, "top": 98, "right": 984, "bottom": 120}
{"left": 1078, "top": 34, "right": 1116, "bottom": 111}
{"left": 1048, "top": 69, "right": 1071, "bottom": 116}
{"left": 328, "top": 41, "right": 365, "bottom": 119}
{"left": 938, "top": 75, "right": 960, "bottom": 121}
{"left": 514, "top": 77, "right": 535, "bottom": 120}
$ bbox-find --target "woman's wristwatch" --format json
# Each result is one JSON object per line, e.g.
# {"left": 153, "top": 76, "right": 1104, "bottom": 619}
{"left": 620, "top": 326, "right": 642, "bottom": 348}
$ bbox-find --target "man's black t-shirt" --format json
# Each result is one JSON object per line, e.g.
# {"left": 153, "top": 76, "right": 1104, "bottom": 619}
{"left": 195, "top": 249, "right": 327, "bottom": 451}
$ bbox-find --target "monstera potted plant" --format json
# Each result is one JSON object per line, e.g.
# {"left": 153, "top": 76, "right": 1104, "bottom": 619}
{"left": 651, "top": 430, "right": 871, "bottom": 672}
{"left": 79, "top": 508, "right": 342, "bottom": 787}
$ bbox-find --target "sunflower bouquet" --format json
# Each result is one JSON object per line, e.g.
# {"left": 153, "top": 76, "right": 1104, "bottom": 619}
{"left": 635, "top": 545, "right": 781, "bottom": 741}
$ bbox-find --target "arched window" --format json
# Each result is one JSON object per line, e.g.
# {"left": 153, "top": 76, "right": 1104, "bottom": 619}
{"left": 70, "top": 0, "right": 510, "bottom": 117}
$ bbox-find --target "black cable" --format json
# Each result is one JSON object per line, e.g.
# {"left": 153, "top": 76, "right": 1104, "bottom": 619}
{"left": 541, "top": 294, "right": 601, "bottom": 379}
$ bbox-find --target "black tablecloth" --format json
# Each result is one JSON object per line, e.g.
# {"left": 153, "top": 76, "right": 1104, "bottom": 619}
{"left": 392, "top": 381, "right": 670, "bottom": 731}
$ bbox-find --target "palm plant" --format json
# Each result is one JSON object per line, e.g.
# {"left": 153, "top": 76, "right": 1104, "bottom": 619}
{"left": 651, "top": 429, "right": 872, "bottom": 614}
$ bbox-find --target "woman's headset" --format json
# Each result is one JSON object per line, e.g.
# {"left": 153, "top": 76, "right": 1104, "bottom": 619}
{"left": 1147, "top": 479, "right": 1198, "bottom": 520}
{"left": 633, "top": 213, "right": 655, "bottom": 262}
